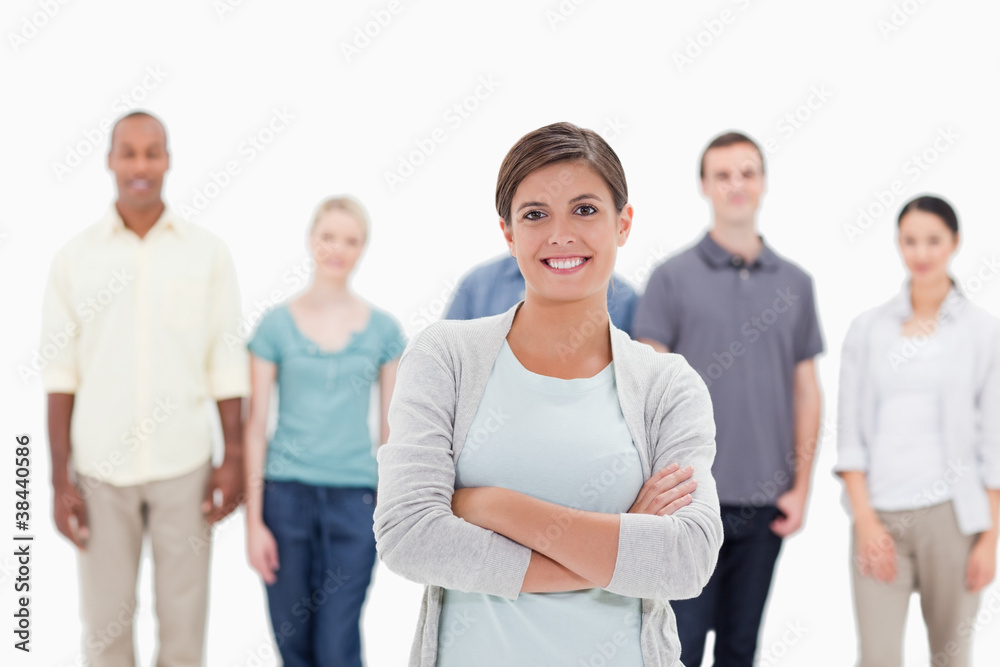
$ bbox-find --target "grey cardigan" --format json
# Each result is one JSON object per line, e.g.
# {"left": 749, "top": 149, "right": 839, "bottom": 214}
{"left": 374, "top": 302, "right": 723, "bottom": 666}
{"left": 833, "top": 285, "right": 1000, "bottom": 534}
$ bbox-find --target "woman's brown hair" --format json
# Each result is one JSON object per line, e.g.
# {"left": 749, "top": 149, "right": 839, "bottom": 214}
{"left": 495, "top": 122, "right": 628, "bottom": 225}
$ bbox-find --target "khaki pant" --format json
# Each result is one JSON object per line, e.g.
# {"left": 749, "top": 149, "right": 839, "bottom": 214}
{"left": 851, "top": 500, "right": 981, "bottom": 667}
{"left": 78, "top": 462, "right": 212, "bottom": 667}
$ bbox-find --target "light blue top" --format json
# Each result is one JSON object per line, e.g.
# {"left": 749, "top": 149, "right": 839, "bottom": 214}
{"left": 373, "top": 301, "right": 722, "bottom": 667}
{"left": 437, "top": 339, "right": 644, "bottom": 666}
{"left": 248, "top": 302, "right": 406, "bottom": 488}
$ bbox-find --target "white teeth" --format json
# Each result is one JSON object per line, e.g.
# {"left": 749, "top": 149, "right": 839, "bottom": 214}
{"left": 546, "top": 257, "right": 585, "bottom": 270}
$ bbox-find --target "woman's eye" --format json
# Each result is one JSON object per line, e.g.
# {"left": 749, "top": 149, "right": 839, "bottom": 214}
{"left": 524, "top": 210, "right": 545, "bottom": 221}
{"left": 576, "top": 204, "right": 597, "bottom": 216}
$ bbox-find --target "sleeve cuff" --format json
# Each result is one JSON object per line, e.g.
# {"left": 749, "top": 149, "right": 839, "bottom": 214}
{"left": 604, "top": 513, "right": 663, "bottom": 598}
{"left": 42, "top": 366, "right": 78, "bottom": 393}
{"left": 209, "top": 366, "right": 250, "bottom": 399}
{"left": 832, "top": 448, "right": 868, "bottom": 474}
{"left": 478, "top": 536, "right": 531, "bottom": 600}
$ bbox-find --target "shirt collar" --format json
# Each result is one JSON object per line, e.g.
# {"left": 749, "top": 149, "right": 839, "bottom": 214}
{"left": 100, "top": 204, "right": 185, "bottom": 240}
{"left": 886, "top": 281, "right": 966, "bottom": 321}
{"left": 695, "top": 231, "right": 779, "bottom": 271}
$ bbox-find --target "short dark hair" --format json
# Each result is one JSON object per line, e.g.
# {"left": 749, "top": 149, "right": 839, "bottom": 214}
{"left": 109, "top": 111, "right": 168, "bottom": 154}
{"left": 699, "top": 131, "right": 764, "bottom": 179}
{"left": 897, "top": 195, "right": 959, "bottom": 235}
{"left": 495, "top": 122, "right": 628, "bottom": 224}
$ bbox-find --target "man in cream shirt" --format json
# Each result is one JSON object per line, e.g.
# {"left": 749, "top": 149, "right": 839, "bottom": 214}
{"left": 42, "top": 111, "right": 249, "bottom": 666}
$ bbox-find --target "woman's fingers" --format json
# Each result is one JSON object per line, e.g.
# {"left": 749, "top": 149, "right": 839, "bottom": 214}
{"left": 648, "top": 480, "right": 697, "bottom": 516}
{"left": 657, "top": 491, "right": 694, "bottom": 517}
{"left": 629, "top": 463, "right": 676, "bottom": 513}
{"left": 870, "top": 542, "right": 896, "bottom": 583}
{"left": 630, "top": 464, "right": 695, "bottom": 515}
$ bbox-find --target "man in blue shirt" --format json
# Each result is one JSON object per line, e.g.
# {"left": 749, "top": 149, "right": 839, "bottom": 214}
{"left": 445, "top": 254, "right": 638, "bottom": 336}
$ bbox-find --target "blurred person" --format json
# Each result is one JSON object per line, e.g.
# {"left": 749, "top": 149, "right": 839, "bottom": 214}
{"left": 374, "top": 121, "right": 723, "bottom": 666}
{"left": 835, "top": 195, "right": 1000, "bottom": 667}
{"left": 42, "top": 111, "right": 249, "bottom": 666}
{"left": 244, "top": 196, "right": 405, "bottom": 667}
{"left": 633, "top": 131, "right": 824, "bottom": 666}
{"left": 445, "top": 253, "right": 640, "bottom": 335}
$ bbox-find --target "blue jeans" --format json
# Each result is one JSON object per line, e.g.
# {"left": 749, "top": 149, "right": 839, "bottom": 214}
{"left": 262, "top": 481, "right": 377, "bottom": 667}
{"left": 673, "top": 504, "right": 784, "bottom": 667}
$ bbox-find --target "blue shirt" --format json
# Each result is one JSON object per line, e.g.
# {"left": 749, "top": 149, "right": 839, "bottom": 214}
{"left": 445, "top": 255, "right": 639, "bottom": 336}
{"left": 247, "top": 302, "right": 406, "bottom": 488}
{"left": 437, "top": 339, "right": 644, "bottom": 666}
{"left": 634, "top": 233, "right": 824, "bottom": 506}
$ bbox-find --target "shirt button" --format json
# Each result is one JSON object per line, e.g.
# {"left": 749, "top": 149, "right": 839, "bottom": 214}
{"left": 739, "top": 268, "right": 750, "bottom": 280}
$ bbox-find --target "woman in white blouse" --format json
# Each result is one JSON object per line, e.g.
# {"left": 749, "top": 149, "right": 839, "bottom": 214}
{"left": 835, "top": 195, "right": 1000, "bottom": 667}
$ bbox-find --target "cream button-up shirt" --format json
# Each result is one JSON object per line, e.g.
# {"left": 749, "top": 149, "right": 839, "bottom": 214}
{"left": 41, "top": 205, "right": 250, "bottom": 486}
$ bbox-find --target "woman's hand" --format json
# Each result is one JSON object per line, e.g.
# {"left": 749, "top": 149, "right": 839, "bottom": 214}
{"left": 628, "top": 463, "right": 696, "bottom": 516}
{"left": 247, "top": 520, "right": 280, "bottom": 585}
{"left": 854, "top": 514, "right": 896, "bottom": 583}
{"left": 966, "top": 533, "right": 997, "bottom": 592}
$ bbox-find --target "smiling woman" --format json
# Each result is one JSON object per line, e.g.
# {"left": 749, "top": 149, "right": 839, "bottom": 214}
{"left": 374, "top": 122, "right": 723, "bottom": 667}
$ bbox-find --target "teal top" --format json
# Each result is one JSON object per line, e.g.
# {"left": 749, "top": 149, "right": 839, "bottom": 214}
{"left": 436, "top": 339, "right": 645, "bottom": 666}
{"left": 248, "top": 302, "right": 406, "bottom": 488}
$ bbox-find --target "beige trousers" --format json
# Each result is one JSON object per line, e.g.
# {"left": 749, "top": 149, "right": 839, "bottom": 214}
{"left": 78, "top": 462, "right": 213, "bottom": 667}
{"left": 851, "top": 500, "right": 981, "bottom": 667}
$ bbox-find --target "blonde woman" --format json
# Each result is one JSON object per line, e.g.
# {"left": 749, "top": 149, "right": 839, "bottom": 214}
{"left": 244, "top": 197, "right": 406, "bottom": 667}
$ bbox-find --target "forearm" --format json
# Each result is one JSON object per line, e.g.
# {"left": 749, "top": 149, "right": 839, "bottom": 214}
{"left": 375, "top": 444, "right": 532, "bottom": 599}
{"left": 791, "top": 378, "right": 822, "bottom": 493}
{"left": 378, "top": 360, "right": 398, "bottom": 446}
{"left": 839, "top": 470, "right": 878, "bottom": 523}
{"left": 982, "top": 489, "right": 1000, "bottom": 541}
{"left": 465, "top": 487, "right": 619, "bottom": 587}
{"left": 243, "top": 425, "right": 268, "bottom": 524}
{"left": 47, "top": 393, "right": 75, "bottom": 486}
{"left": 216, "top": 398, "right": 244, "bottom": 463}
{"left": 521, "top": 551, "right": 596, "bottom": 593}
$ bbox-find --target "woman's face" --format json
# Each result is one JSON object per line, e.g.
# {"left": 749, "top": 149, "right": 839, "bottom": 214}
{"left": 310, "top": 209, "right": 366, "bottom": 280}
{"left": 898, "top": 208, "right": 958, "bottom": 286}
{"left": 502, "top": 160, "right": 631, "bottom": 306}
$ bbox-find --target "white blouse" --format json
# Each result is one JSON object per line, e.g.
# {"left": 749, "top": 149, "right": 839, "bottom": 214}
{"left": 835, "top": 284, "right": 1000, "bottom": 535}
{"left": 868, "top": 332, "right": 951, "bottom": 511}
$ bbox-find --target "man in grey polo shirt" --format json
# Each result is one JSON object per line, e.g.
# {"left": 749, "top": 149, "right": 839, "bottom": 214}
{"left": 634, "top": 131, "right": 823, "bottom": 667}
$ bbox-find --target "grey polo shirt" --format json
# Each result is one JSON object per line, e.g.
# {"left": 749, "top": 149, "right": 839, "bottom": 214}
{"left": 634, "top": 232, "right": 824, "bottom": 507}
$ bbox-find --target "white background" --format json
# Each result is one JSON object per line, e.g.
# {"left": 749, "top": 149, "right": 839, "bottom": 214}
{"left": 2, "top": 0, "right": 1000, "bottom": 665}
